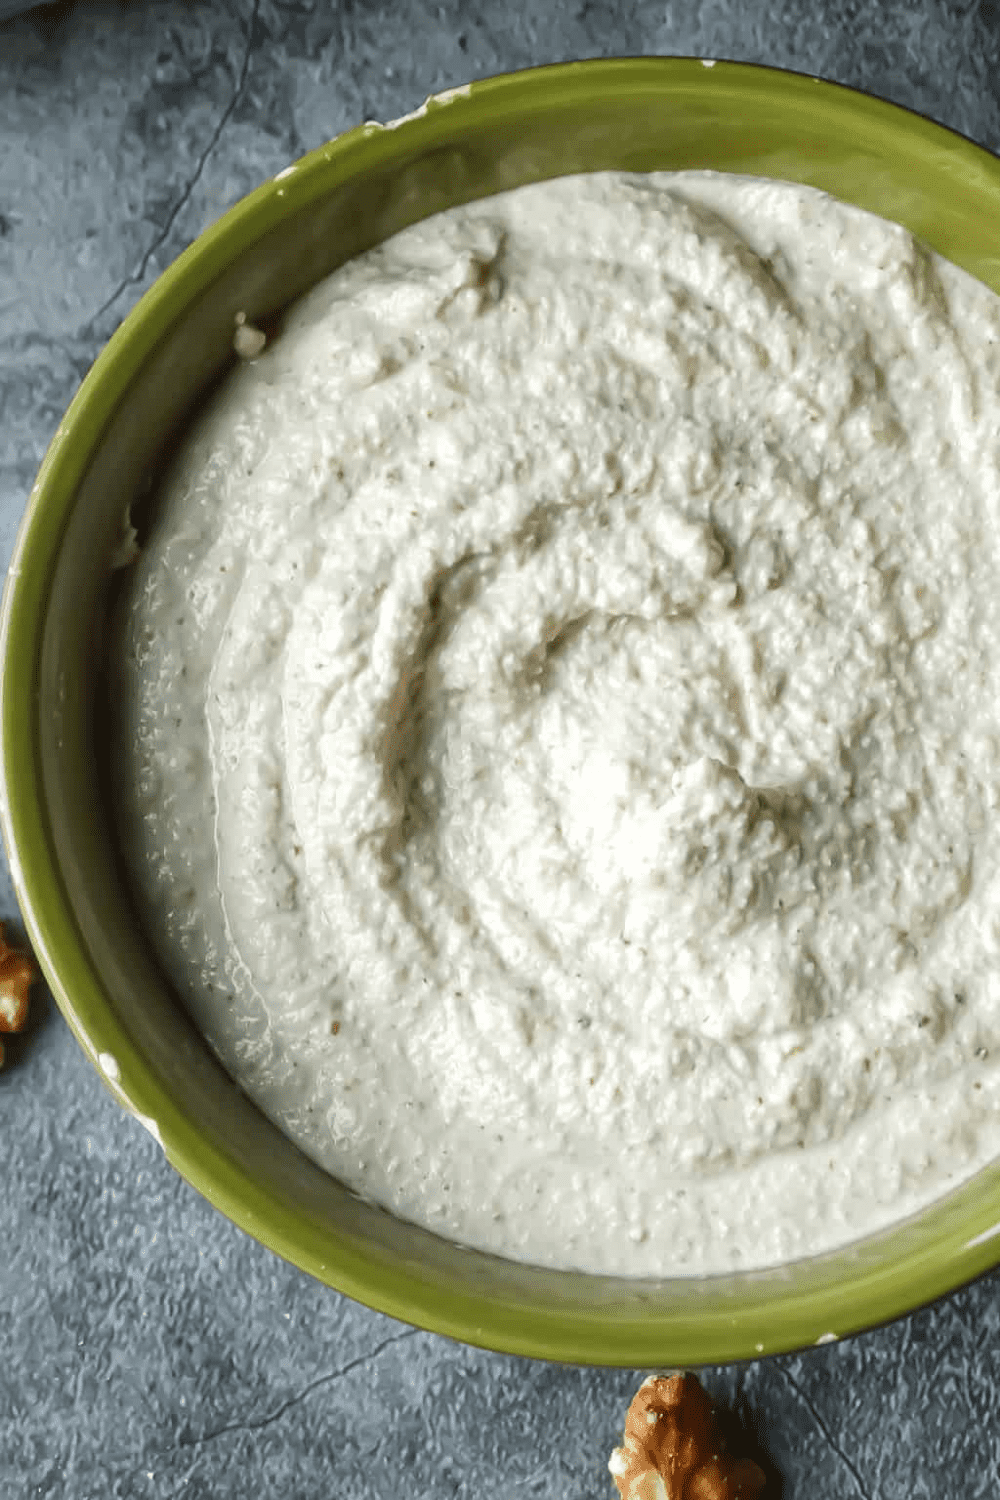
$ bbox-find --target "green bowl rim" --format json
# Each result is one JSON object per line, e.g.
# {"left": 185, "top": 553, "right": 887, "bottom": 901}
{"left": 3, "top": 55, "right": 1000, "bottom": 1366}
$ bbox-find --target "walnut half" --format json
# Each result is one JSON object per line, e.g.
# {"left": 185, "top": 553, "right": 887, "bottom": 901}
{"left": 0, "top": 923, "right": 39, "bottom": 1066}
{"left": 609, "top": 1374, "right": 766, "bottom": 1500}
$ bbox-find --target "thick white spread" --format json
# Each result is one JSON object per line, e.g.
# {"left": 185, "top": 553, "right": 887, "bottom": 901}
{"left": 112, "top": 172, "right": 1000, "bottom": 1274}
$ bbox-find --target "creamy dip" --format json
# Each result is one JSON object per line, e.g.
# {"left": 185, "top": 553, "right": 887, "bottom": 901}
{"left": 111, "top": 172, "right": 1000, "bottom": 1274}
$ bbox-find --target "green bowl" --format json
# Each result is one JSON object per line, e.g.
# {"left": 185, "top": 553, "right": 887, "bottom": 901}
{"left": 4, "top": 58, "right": 1000, "bottom": 1366}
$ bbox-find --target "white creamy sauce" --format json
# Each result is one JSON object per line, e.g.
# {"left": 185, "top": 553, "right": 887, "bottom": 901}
{"left": 111, "top": 172, "right": 1000, "bottom": 1274}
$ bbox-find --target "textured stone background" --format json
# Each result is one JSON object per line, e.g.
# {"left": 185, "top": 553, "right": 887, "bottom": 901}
{"left": 3, "top": 2, "right": 1000, "bottom": 1496}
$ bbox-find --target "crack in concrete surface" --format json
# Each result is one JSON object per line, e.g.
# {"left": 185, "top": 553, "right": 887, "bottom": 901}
{"left": 87, "top": 0, "right": 262, "bottom": 333}
{"left": 775, "top": 1364, "right": 873, "bottom": 1500}
{"left": 178, "top": 1327, "right": 423, "bottom": 1452}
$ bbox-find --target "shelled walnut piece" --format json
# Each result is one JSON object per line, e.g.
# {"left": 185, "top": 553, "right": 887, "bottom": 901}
{"left": 0, "top": 923, "right": 39, "bottom": 1066}
{"left": 609, "top": 1374, "right": 767, "bottom": 1500}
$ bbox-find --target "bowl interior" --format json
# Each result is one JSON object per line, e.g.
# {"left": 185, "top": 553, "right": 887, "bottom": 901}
{"left": 4, "top": 57, "right": 1000, "bottom": 1365}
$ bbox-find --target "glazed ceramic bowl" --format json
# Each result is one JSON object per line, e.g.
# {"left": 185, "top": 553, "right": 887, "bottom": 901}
{"left": 4, "top": 58, "right": 1000, "bottom": 1366}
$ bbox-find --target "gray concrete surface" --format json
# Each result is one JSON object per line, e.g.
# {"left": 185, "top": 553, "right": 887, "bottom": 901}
{"left": 2, "top": 2, "right": 1000, "bottom": 1496}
